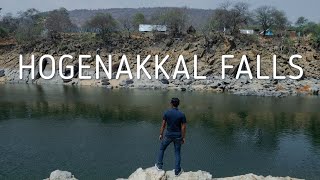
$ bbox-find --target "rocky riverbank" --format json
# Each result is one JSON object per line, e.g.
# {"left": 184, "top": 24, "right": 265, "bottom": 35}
{"left": 1, "top": 66, "right": 319, "bottom": 97}
{"left": 44, "top": 167, "right": 303, "bottom": 180}
{"left": 1, "top": 32, "right": 319, "bottom": 97}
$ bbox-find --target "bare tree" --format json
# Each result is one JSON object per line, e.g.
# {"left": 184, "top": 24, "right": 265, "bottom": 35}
{"left": 45, "top": 8, "right": 75, "bottom": 33}
{"left": 272, "top": 10, "right": 288, "bottom": 32}
{"left": 255, "top": 6, "right": 275, "bottom": 34}
{"left": 209, "top": 2, "right": 250, "bottom": 35}
{"left": 228, "top": 2, "right": 250, "bottom": 34}
{"left": 119, "top": 17, "right": 132, "bottom": 37}
{"left": 255, "top": 6, "right": 288, "bottom": 35}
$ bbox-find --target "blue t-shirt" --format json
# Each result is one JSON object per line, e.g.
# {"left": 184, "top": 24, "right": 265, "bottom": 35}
{"left": 163, "top": 108, "right": 187, "bottom": 138}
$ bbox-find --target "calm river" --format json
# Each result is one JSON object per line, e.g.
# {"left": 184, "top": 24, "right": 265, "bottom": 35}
{"left": 0, "top": 84, "right": 320, "bottom": 179}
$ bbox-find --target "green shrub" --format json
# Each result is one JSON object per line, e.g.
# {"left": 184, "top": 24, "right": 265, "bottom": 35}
{"left": 312, "top": 25, "right": 320, "bottom": 49}
{"left": 0, "top": 27, "right": 9, "bottom": 38}
{"left": 14, "top": 21, "right": 43, "bottom": 44}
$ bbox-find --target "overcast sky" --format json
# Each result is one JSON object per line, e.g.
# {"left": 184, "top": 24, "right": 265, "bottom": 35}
{"left": 1, "top": 0, "right": 319, "bottom": 22}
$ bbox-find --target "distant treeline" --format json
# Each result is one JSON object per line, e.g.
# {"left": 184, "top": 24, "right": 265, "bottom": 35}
{"left": 0, "top": 3, "right": 319, "bottom": 48}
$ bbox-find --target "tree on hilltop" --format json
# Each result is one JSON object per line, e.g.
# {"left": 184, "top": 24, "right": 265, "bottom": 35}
{"left": 85, "top": 13, "right": 118, "bottom": 42}
{"left": 132, "top": 13, "right": 145, "bottom": 30}
{"left": 45, "top": 8, "right": 75, "bottom": 33}
{"left": 255, "top": 6, "right": 289, "bottom": 35}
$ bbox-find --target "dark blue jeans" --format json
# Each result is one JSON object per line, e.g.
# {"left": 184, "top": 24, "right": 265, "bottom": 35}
{"left": 156, "top": 136, "right": 182, "bottom": 174}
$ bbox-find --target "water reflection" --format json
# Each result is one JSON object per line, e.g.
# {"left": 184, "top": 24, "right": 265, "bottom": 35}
{"left": 0, "top": 84, "right": 320, "bottom": 179}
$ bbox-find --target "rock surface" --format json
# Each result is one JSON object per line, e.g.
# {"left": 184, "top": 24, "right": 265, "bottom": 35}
{"left": 43, "top": 168, "right": 303, "bottom": 180}
{"left": 117, "top": 167, "right": 303, "bottom": 180}
{"left": 44, "top": 170, "right": 78, "bottom": 180}
{"left": 214, "top": 173, "right": 302, "bottom": 180}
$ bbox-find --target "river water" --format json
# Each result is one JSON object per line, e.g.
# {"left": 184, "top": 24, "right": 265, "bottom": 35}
{"left": 0, "top": 84, "right": 320, "bottom": 179}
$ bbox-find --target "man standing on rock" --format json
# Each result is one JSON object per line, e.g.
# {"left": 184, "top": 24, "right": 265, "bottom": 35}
{"left": 155, "top": 98, "right": 187, "bottom": 176}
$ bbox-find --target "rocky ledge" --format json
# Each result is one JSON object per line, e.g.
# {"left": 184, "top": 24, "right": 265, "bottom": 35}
{"left": 117, "top": 167, "right": 303, "bottom": 180}
{"left": 44, "top": 167, "right": 303, "bottom": 180}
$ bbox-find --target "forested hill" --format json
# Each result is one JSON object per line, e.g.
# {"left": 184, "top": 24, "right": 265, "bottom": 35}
{"left": 69, "top": 7, "right": 214, "bottom": 28}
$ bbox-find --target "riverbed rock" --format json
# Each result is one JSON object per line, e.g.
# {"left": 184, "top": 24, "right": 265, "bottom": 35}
{"left": 214, "top": 173, "right": 302, "bottom": 180}
{"left": 117, "top": 167, "right": 165, "bottom": 180}
{"left": 310, "top": 86, "right": 319, "bottom": 95}
{"left": 44, "top": 170, "right": 78, "bottom": 180}
{"left": 160, "top": 79, "right": 170, "bottom": 84}
{"left": 120, "top": 78, "right": 134, "bottom": 86}
{"left": 101, "top": 78, "right": 110, "bottom": 86}
{"left": 1, "top": 32, "right": 320, "bottom": 97}
{"left": 0, "top": 69, "right": 4, "bottom": 77}
{"left": 166, "top": 170, "right": 212, "bottom": 180}
{"left": 117, "top": 167, "right": 302, "bottom": 180}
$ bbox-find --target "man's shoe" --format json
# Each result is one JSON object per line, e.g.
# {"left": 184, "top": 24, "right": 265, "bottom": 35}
{"left": 155, "top": 164, "right": 162, "bottom": 171}
{"left": 175, "top": 169, "right": 183, "bottom": 176}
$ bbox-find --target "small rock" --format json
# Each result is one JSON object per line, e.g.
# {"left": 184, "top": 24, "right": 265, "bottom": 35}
{"left": 198, "top": 48, "right": 206, "bottom": 58}
{"left": 183, "top": 43, "right": 190, "bottom": 50}
{"left": 184, "top": 79, "right": 193, "bottom": 85}
{"left": 101, "top": 79, "right": 110, "bottom": 85}
{"left": 63, "top": 79, "right": 72, "bottom": 83}
{"left": 44, "top": 170, "right": 78, "bottom": 180}
{"left": 311, "top": 86, "right": 319, "bottom": 95}
{"left": 165, "top": 39, "right": 173, "bottom": 47}
{"left": 0, "top": 69, "right": 5, "bottom": 77}
{"left": 199, "top": 69, "right": 213, "bottom": 76}
{"left": 101, "top": 79, "right": 109, "bottom": 83}
{"left": 126, "top": 79, "right": 134, "bottom": 84}
{"left": 160, "top": 79, "right": 169, "bottom": 84}
{"left": 102, "top": 81, "right": 110, "bottom": 86}
{"left": 210, "top": 82, "right": 220, "bottom": 89}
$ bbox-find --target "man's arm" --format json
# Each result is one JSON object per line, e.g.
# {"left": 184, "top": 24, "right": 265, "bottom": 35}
{"left": 159, "top": 120, "right": 166, "bottom": 140}
{"left": 181, "top": 123, "right": 186, "bottom": 144}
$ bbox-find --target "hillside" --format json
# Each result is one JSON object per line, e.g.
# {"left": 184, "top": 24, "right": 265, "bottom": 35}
{"left": 69, "top": 7, "right": 214, "bottom": 28}
{"left": 0, "top": 31, "right": 319, "bottom": 97}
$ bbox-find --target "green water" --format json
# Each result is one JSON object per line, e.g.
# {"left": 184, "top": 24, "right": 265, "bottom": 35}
{"left": 0, "top": 84, "right": 320, "bottom": 179}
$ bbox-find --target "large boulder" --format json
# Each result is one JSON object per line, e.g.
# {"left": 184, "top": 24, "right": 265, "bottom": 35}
{"left": 44, "top": 170, "right": 78, "bottom": 180}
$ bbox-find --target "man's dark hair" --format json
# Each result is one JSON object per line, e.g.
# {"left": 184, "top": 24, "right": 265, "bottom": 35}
{"left": 171, "top": 98, "right": 180, "bottom": 107}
